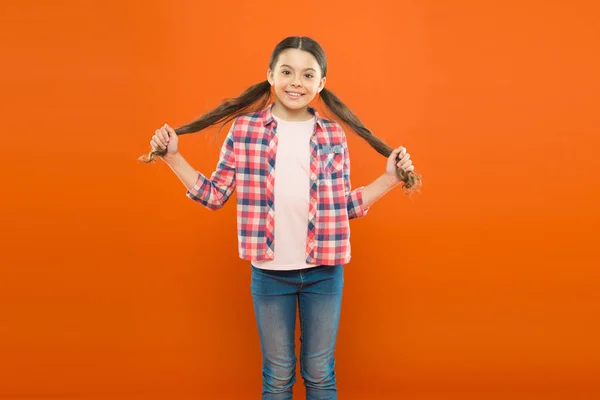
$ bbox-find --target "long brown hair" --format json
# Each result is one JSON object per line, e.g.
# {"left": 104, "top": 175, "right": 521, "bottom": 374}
{"left": 139, "top": 36, "right": 422, "bottom": 194}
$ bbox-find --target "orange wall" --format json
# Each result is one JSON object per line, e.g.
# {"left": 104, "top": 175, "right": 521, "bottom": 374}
{"left": 1, "top": 1, "right": 598, "bottom": 399}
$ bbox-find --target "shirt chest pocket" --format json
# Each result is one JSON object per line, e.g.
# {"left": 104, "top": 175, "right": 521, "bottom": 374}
{"left": 319, "top": 144, "right": 344, "bottom": 175}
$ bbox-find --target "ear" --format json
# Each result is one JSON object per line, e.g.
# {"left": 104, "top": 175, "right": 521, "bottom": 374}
{"left": 318, "top": 76, "right": 326, "bottom": 93}
{"left": 267, "top": 68, "right": 274, "bottom": 86}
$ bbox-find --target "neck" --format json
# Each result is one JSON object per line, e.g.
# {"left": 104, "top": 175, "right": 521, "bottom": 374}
{"left": 271, "top": 100, "right": 313, "bottom": 122}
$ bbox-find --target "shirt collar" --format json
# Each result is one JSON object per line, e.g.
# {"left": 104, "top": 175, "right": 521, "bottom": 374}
{"left": 261, "top": 102, "right": 324, "bottom": 129}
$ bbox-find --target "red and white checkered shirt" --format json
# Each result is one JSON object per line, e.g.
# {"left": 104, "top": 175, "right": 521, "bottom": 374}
{"left": 186, "top": 103, "right": 369, "bottom": 265}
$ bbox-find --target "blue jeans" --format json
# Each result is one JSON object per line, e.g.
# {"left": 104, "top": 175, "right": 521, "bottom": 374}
{"left": 250, "top": 264, "right": 344, "bottom": 400}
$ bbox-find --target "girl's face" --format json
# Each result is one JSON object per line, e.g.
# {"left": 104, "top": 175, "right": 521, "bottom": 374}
{"left": 267, "top": 48, "right": 326, "bottom": 114}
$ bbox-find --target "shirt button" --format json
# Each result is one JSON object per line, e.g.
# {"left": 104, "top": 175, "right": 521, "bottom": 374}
{"left": 311, "top": 198, "right": 316, "bottom": 203}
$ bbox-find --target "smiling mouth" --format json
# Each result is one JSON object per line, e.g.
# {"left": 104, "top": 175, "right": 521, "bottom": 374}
{"left": 286, "top": 92, "right": 305, "bottom": 98}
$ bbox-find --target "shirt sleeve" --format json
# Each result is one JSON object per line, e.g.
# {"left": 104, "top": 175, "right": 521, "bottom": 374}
{"left": 341, "top": 125, "right": 370, "bottom": 220}
{"left": 186, "top": 118, "right": 237, "bottom": 210}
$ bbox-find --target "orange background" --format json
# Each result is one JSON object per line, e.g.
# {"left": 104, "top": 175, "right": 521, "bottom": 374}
{"left": 1, "top": 1, "right": 599, "bottom": 399}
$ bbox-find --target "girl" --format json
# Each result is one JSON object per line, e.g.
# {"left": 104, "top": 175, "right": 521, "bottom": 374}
{"left": 141, "top": 36, "right": 421, "bottom": 400}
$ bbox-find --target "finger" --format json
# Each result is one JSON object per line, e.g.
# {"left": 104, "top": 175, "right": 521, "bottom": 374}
{"left": 396, "top": 148, "right": 407, "bottom": 160}
{"left": 152, "top": 134, "right": 162, "bottom": 148}
{"left": 151, "top": 138, "right": 163, "bottom": 150}
{"left": 164, "top": 124, "right": 176, "bottom": 137}
{"left": 154, "top": 129, "right": 166, "bottom": 147}
{"left": 400, "top": 159, "right": 413, "bottom": 169}
{"left": 396, "top": 153, "right": 410, "bottom": 165}
{"left": 160, "top": 125, "right": 169, "bottom": 139}
{"left": 151, "top": 137, "right": 166, "bottom": 150}
{"left": 157, "top": 129, "right": 168, "bottom": 147}
{"left": 397, "top": 160, "right": 412, "bottom": 170}
{"left": 159, "top": 127, "right": 170, "bottom": 144}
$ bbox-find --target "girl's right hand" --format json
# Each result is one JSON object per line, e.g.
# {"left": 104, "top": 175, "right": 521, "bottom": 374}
{"left": 150, "top": 124, "right": 179, "bottom": 158}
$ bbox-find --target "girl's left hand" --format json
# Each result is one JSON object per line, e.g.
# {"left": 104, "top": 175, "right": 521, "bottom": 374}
{"left": 385, "top": 146, "right": 414, "bottom": 183}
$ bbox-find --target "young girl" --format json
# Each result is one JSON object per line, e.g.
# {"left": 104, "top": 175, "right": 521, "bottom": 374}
{"left": 141, "top": 36, "right": 420, "bottom": 400}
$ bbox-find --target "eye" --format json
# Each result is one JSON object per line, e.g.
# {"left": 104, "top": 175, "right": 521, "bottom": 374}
{"left": 305, "top": 74, "right": 314, "bottom": 78}
{"left": 282, "top": 70, "right": 290, "bottom": 75}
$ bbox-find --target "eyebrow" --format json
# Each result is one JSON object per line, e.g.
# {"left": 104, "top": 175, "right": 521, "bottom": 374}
{"left": 280, "top": 64, "right": 317, "bottom": 72}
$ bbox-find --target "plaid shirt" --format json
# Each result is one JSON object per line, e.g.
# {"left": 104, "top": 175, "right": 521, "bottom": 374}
{"left": 186, "top": 103, "right": 369, "bottom": 265}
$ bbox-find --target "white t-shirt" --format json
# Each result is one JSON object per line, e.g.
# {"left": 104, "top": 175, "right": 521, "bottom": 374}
{"left": 251, "top": 114, "right": 318, "bottom": 271}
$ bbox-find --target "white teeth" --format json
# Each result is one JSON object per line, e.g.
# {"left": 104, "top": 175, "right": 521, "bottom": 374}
{"left": 287, "top": 92, "right": 301, "bottom": 97}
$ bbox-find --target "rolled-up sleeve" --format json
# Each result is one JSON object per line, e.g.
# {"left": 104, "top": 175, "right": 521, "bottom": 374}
{"left": 186, "top": 119, "right": 237, "bottom": 210}
{"left": 341, "top": 127, "right": 369, "bottom": 220}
